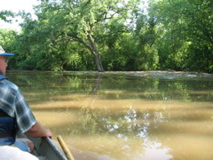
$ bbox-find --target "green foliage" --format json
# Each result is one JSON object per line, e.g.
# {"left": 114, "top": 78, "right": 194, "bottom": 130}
{"left": 0, "top": 29, "right": 17, "bottom": 69}
{"left": 149, "top": 0, "right": 213, "bottom": 72}
{"left": 0, "top": 10, "right": 14, "bottom": 22}
{"left": 1, "top": 0, "right": 212, "bottom": 73}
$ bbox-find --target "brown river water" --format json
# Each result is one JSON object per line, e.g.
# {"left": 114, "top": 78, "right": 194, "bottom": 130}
{"left": 8, "top": 71, "right": 213, "bottom": 160}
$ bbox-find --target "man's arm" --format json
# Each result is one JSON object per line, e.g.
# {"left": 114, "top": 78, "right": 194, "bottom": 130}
{"left": 24, "top": 121, "right": 52, "bottom": 138}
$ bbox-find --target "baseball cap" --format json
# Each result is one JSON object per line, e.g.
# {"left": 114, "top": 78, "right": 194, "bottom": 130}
{"left": 0, "top": 45, "right": 14, "bottom": 56}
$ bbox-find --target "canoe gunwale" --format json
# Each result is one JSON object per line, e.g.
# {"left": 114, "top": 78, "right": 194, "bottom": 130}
{"left": 19, "top": 134, "right": 67, "bottom": 160}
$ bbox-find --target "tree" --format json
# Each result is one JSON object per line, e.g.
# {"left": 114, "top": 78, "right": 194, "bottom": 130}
{"left": 0, "top": 10, "right": 14, "bottom": 22}
{"left": 32, "top": 0, "right": 140, "bottom": 72}
{"left": 134, "top": 15, "right": 159, "bottom": 70}
{"left": 0, "top": 10, "right": 16, "bottom": 50}
{"left": 148, "top": 0, "right": 213, "bottom": 72}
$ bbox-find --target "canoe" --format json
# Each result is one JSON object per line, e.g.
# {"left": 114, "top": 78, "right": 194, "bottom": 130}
{"left": 26, "top": 136, "right": 67, "bottom": 160}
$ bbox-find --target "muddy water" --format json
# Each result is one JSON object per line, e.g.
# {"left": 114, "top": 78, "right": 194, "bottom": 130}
{"left": 8, "top": 71, "right": 213, "bottom": 160}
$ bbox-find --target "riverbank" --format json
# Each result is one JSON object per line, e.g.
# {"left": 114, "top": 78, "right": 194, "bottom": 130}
{"left": 8, "top": 70, "right": 213, "bottom": 80}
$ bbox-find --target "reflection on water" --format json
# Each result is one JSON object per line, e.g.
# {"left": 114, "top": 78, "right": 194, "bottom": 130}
{"left": 8, "top": 71, "right": 213, "bottom": 160}
{"left": 141, "top": 140, "right": 172, "bottom": 160}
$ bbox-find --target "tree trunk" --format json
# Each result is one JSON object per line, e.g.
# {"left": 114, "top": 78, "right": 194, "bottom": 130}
{"left": 67, "top": 32, "right": 105, "bottom": 72}
{"left": 93, "top": 51, "right": 104, "bottom": 72}
{"left": 87, "top": 33, "right": 104, "bottom": 72}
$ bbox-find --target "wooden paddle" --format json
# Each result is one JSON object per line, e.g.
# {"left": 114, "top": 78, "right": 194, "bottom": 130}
{"left": 57, "top": 135, "right": 75, "bottom": 160}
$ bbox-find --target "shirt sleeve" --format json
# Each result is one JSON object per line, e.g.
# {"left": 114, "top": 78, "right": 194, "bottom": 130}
{"left": 15, "top": 88, "right": 36, "bottom": 133}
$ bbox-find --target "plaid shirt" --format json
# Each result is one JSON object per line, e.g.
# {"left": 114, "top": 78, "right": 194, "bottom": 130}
{"left": 0, "top": 79, "right": 36, "bottom": 133}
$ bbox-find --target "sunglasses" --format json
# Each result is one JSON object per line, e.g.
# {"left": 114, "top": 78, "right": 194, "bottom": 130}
{"left": 4, "top": 57, "right": 10, "bottom": 63}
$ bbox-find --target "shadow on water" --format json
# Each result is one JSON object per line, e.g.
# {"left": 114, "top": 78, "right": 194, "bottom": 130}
{"left": 7, "top": 71, "right": 213, "bottom": 160}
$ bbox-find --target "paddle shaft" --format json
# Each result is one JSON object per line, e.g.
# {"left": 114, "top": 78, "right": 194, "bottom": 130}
{"left": 57, "top": 135, "right": 75, "bottom": 160}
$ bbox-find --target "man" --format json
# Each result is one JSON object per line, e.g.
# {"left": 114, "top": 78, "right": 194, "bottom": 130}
{"left": 0, "top": 45, "right": 52, "bottom": 152}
